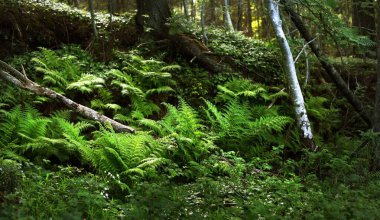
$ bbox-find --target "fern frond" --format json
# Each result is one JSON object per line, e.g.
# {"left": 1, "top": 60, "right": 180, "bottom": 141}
{"left": 145, "top": 86, "right": 175, "bottom": 95}
{"left": 67, "top": 74, "right": 105, "bottom": 93}
{"left": 160, "top": 65, "right": 181, "bottom": 72}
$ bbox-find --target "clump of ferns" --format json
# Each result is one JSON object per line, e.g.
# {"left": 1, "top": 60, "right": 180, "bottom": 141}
{"left": 31, "top": 47, "right": 83, "bottom": 94}
{"left": 88, "top": 125, "right": 170, "bottom": 182}
{"left": 204, "top": 78, "right": 292, "bottom": 157}
{"left": 215, "top": 77, "right": 288, "bottom": 104}
{"left": 0, "top": 105, "right": 169, "bottom": 182}
{"left": 0, "top": 106, "right": 92, "bottom": 163}
{"left": 137, "top": 98, "right": 217, "bottom": 178}
{"left": 66, "top": 54, "right": 179, "bottom": 120}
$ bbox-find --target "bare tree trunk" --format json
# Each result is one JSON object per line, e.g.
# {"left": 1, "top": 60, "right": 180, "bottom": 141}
{"left": 208, "top": 0, "right": 215, "bottom": 23}
{"left": 191, "top": 0, "right": 196, "bottom": 22}
{"left": 73, "top": 0, "right": 79, "bottom": 8}
{"left": 0, "top": 61, "right": 135, "bottom": 133}
{"left": 281, "top": 0, "right": 373, "bottom": 127}
{"left": 236, "top": 0, "right": 243, "bottom": 31}
{"left": 223, "top": 0, "right": 234, "bottom": 32}
{"left": 246, "top": 0, "right": 253, "bottom": 36}
{"left": 201, "top": 0, "right": 208, "bottom": 44}
{"left": 345, "top": 0, "right": 350, "bottom": 26}
{"left": 183, "top": 0, "right": 189, "bottom": 18}
{"left": 374, "top": 0, "right": 380, "bottom": 132}
{"left": 88, "top": 0, "right": 98, "bottom": 38}
{"left": 267, "top": 0, "right": 315, "bottom": 151}
{"left": 108, "top": 0, "right": 113, "bottom": 23}
{"left": 136, "top": 0, "right": 171, "bottom": 37}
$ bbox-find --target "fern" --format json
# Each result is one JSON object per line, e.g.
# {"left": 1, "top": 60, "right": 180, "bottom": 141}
{"left": 0, "top": 105, "right": 50, "bottom": 148}
{"left": 139, "top": 98, "right": 213, "bottom": 164}
{"left": 31, "top": 48, "right": 82, "bottom": 93}
{"left": 204, "top": 99, "right": 292, "bottom": 155}
{"left": 216, "top": 78, "right": 286, "bottom": 103}
{"left": 90, "top": 129, "right": 166, "bottom": 176}
{"left": 67, "top": 74, "right": 105, "bottom": 93}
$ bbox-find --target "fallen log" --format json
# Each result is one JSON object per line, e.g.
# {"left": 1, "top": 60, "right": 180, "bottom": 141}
{"left": 0, "top": 0, "right": 138, "bottom": 59}
{"left": 170, "top": 34, "right": 231, "bottom": 73}
{"left": 0, "top": 60, "right": 135, "bottom": 133}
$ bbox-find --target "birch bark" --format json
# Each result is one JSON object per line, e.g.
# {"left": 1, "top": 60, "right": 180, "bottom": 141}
{"left": 267, "top": 0, "right": 315, "bottom": 150}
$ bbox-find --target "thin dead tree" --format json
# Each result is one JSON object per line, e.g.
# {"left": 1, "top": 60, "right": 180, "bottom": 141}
{"left": 281, "top": 0, "right": 372, "bottom": 127}
{"left": 267, "top": 0, "right": 316, "bottom": 150}
{"left": 201, "top": 0, "right": 208, "bottom": 44}
{"left": 88, "top": 0, "right": 98, "bottom": 38}
{"left": 0, "top": 60, "right": 135, "bottom": 133}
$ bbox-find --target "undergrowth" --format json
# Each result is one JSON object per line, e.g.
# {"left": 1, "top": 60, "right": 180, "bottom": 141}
{"left": 0, "top": 39, "right": 379, "bottom": 219}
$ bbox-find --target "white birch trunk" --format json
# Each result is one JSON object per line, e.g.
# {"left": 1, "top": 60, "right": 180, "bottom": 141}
{"left": 223, "top": 0, "right": 234, "bottom": 32}
{"left": 267, "top": 0, "right": 315, "bottom": 150}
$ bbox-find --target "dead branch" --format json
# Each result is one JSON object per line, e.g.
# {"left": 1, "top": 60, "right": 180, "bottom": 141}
{"left": 0, "top": 61, "right": 135, "bottom": 133}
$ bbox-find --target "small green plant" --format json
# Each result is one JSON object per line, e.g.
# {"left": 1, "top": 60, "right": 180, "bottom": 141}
{"left": 0, "top": 159, "right": 22, "bottom": 196}
{"left": 0, "top": 165, "right": 127, "bottom": 219}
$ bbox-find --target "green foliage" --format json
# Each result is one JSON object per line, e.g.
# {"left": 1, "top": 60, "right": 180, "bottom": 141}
{"left": 140, "top": 98, "right": 214, "bottom": 165}
{"left": 1, "top": 18, "right": 379, "bottom": 219}
{"left": 0, "top": 105, "right": 50, "bottom": 148}
{"left": 168, "top": 15, "right": 280, "bottom": 83}
{"left": 90, "top": 128, "right": 167, "bottom": 177}
{"left": 8, "top": 46, "right": 177, "bottom": 119}
{"left": 206, "top": 29, "right": 280, "bottom": 81}
{"left": 202, "top": 78, "right": 292, "bottom": 156}
{"left": 215, "top": 78, "right": 288, "bottom": 103}
{"left": 0, "top": 159, "right": 22, "bottom": 195}
{"left": 305, "top": 95, "right": 340, "bottom": 137}
{"left": 0, "top": 105, "right": 165, "bottom": 179}
{"left": 297, "top": 0, "right": 375, "bottom": 56}
{"left": 204, "top": 99, "right": 291, "bottom": 156}
{"left": 0, "top": 165, "right": 127, "bottom": 219}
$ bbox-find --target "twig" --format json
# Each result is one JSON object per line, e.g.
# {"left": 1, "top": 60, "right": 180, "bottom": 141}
{"left": 294, "top": 37, "right": 316, "bottom": 63}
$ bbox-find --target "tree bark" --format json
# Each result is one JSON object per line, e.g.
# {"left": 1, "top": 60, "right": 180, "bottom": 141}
{"left": 236, "top": 0, "right": 243, "bottom": 31}
{"left": 201, "top": 0, "right": 208, "bottom": 44}
{"left": 73, "top": 0, "right": 79, "bottom": 8}
{"left": 191, "top": 0, "right": 196, "bottom": 22}
{"left": 223, "top": 0, "right": 235, "bottom": 32}
{"left": 136, "top": 0, "right": 171, "bottom": 37}
{"left": 135, "top": 0, "right": 230, "bottom": 73}
{"left": 208, "top": 0, "right": 216, "bottom": 24}
{"left": 267, "top": 0, "right": 315, "bottom": 151}
{"left": 281, "top": 0, "right": 373, "bottom": 127}
{"left": 246, "top": 0, "right": 253, "bottom": 36}
{"left": 0, "top": 61, "right": 135, "bottom": 133}
{"left": 88, "top": 0, "right": 98, "bottom": 38}
{"left": 108, "top": 0, "right": 114, "bottom": 23}
{"left": 374, "top": 0, "right": 380, "bottom": 132}
{"left": 183, "top": 0, "right": 189, "bottom": 18}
